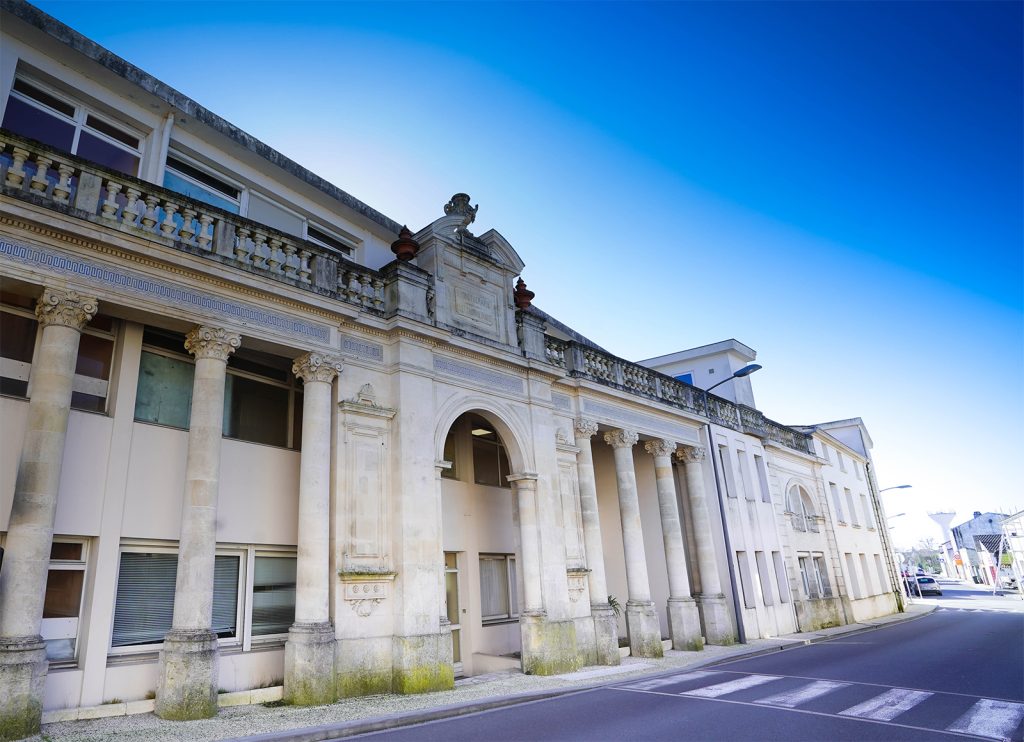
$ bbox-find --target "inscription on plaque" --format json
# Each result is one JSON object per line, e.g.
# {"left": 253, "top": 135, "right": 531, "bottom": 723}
{"left": 452, "top": 283, "right": 498, "bottom": 333}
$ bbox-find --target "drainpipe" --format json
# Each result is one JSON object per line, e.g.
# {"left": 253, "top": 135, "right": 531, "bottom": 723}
{"left": 704, "top": 421, "right": 747, "bottom": 645}
{"left": 866, "top": 461, "right": 907, "bottom": 612}
{"left": 150, "top": 110, "right": 175, "bottom": 185}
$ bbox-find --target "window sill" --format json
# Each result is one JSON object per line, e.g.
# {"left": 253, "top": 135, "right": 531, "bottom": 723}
{"left": 481, "top": 618, "right": 519, "bottom": 627}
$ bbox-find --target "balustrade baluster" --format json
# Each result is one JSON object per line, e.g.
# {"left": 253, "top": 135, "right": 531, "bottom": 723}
{"left": 51, "top": 163, "right": 74, "bottom": 204}
{"left": 371, "top": 276, "right": 383, "bottom": 307}
{"left": 300, "top": 251, "right": 314, "bottom": 285}
{"left": 197, "top": 214, "right": 214, "bottom": 250}
{"left": 160, "top": 201, "right": 178, "bottom": 236}
{"left": 179, "top": 207, "right": 197, "bottom": 243}
{"left": 346, "top": 271, "right": 360, "bottom": 303}
{"left": 359, "top": 273, "right": 372, "bottom": 307}
{"left": 121, "top": 188, "right": 141, "bottom": 227}
{"left": 267, "top": 238, "right": 283, "bottom": 272}
{"left": 251, "top": 231, "right": 269, "bottom": 268}
{"left": 235, "top": 227, "right": 251, "bottom": 264}
{"left": 29, "top": 156, "right": 52, "bottom": 194}
{"left": 100, "top": 181, "right": 122, "bottom": 219}
{"left": 141, "top": 195, "right": 159, "bottom": 230}
{"left": 283, "top": 243, "right": 298, "bottom": 277}
{"left": 5, "top": 147, "right": 29, "bottom": 188}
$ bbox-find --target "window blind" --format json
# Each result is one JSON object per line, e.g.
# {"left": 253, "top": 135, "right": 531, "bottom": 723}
{"left": 252, "top": 556, "right": 296, "bottom": 636}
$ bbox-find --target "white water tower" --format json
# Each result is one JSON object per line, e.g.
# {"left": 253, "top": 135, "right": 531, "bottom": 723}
{"left": 928, "top": 511, "right": 957, "bottom": 577}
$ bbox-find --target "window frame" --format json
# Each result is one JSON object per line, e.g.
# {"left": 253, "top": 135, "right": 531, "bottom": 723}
{"left": 163, "top": 150, "right": 243, "bottom": 213}
{"left": 40, "top": 536, "right": 89, "bottom": 667}
{"left": 244, "top": 548, "right": 298, "bottom": 650}
{"left": 479, "top": 553, "right": 519, "bottom": 625}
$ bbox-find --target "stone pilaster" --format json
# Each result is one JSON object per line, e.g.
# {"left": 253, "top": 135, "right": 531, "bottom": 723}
{"left": 0, "top": 287, "right": 97, "bottom": 740}
{"left": 644, "top": 439, "right": 702, "bottom": 651}
{"left": 604, "top": 429, "right": 662, "bottom": 659}
{"left": 677, "top": 445, "right": 734, "bottom": 645}
{"left": 156, "top": 326, "right": 240, "bottom": 720}
{"left": 284, "top": 352, "right": 342, "bottom": 706}
{"left": 573, "top": 419, "right": 619, "bottom": 666}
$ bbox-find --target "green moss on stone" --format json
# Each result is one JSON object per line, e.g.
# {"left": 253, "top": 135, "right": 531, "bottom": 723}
{"left": 522, "top": 620, "right": 582, "bottom": 675}
{"left": 0, "top": 701, "right": 42, "bottom": 742}
{"left": 685, "top": 638, "right": 705, "bottom": 651}
{"left": 155, "top": 695, "right": 217, "bottom": 721}
{"left": 337, "top": 668, "right": 393, "bottom": 698}
{"left": 392, "top": 662, "right": 454, "bottom": 695}
{"left": 285, "top": 676, "right": 336, "bottom": 707}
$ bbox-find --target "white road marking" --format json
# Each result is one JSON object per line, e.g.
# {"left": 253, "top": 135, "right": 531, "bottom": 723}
{"left": 947, "top": 698, "right": 1024, "bottom": 740}
{"left": 839, "top": 688, "right": 933, "bottom": 721}
{"left": 621, "top": 670, "right": 721, "bottom": 691}
{"left": 755, "top": 680, "right": 849, "bottom": 708}
{"left": 682, "top": 673, "right": 781, "bottom": 698}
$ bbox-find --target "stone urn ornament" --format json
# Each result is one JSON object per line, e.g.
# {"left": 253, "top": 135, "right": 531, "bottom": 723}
{"left": 514, "top": 278, "right": 535, "bottom": 309}
{"left": 390, "top": 226, "right": 420, "bottom": 261}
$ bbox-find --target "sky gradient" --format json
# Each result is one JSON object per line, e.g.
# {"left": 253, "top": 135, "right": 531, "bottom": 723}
{"left": 34, "top": 0, "right": 1024, "bottom": 548}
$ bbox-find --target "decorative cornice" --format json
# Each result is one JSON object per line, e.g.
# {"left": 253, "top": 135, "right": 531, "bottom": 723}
{"left": 574, "top": 418, "right": 599, "bottom": 440}
{"left": 35, "top": 286, "right": 98, "bottom": 330}
{"left": 184, "top": 325, "right": 241, "bottom": 361}
{"left": 604, "top": 428, "right": 639, "bottom": 449}
{"left": 292, "top": 351, "right": 343, "bottom": 383}
{"left": 676, "top": 445, "right": 706, "bottom": 464}
{"left": 644, "top": 438, "right": 677, "bottom": 458}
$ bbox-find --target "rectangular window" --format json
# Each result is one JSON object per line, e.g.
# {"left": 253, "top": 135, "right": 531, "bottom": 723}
{"left": 798, "top": 555, "right": 815, "bottom": 598}
{"left": 845, "top": 553, "right": 861, "bottom": 599}
{"left": 41, "top": 539, "right": 88, "bottom": 662}
{"left": 859, "top": 553, "right": 874, "bottom": 595}
{"left": 440, "top": 428, "right": 458, "bottom": 480}
{"left": 479, "top": 554, "right": 517, "bottom": 623}
{"left": 838, "top": 451, "right": 847, "bottom": 472}
{"left": 754, "top": 454, "right": 771, "bottom": 503}
{"left": 135, "top": 346, "right": 195, "bottom": 429}
{"left": 718, "top": 444, "right": 737, "bottom": 498}
{"left": 251, "top": 555, "right": 296, "bottom": 637}
{"left": 737, "top": 450, "right": 753, "bottom": 501}
{"left": 830, "top": 482, "right": 845, "bottom": 523}
{"left": 861, "top": 493, "right": 877, "bottom": 530}
{"left": 821, "top": 443, "right": 831, "bottom": 462}
{"left": 772, "top": 551, "right": 792, "bottom": 603}
{"left": 674, "top": 372, "right": 694, "bottom": 386}
{"left": 874, "top": 554, "right": 889, "bottom": 595}
{"left": 735, "top": 551, "right": 756, "bottom": 608}
{"left": 0, "top": 302, "right": 37, "bottom": 398}
{"left": 247, "top": 192, "right": 303, "bottom": 237}
{"left": 111, "top": 550, "right": 240, "bottom": 649}
{"left": 856, "top": 462, "right": 864, "bottom": 480}
{"left": 813, "top": 555, "right": 832, "bottom": 597}
{"left": 163, "top": 154, "right": 241, "bottom": 214}
{"left": 307, "top": 225, "right": 355, "bottom": 258}
{"left": 754, "top": 551, "right": 774, "bottom": 606}
{"left": 845, "top": 488, "right": 859, "bottom": 527}
{"left": 471, "top": 416, "right": 510, "bottom": 488}
{"left": 444, "top": 552, "right": 462, "bottom": 665}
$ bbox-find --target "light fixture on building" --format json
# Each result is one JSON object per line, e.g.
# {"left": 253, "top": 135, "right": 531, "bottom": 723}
{"left": 705, "top": 363, "right": 762, "bottom": 393}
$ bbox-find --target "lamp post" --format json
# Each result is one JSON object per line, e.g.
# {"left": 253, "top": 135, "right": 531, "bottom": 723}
{"left": 704, "top": 363, "right": 762, "bottom": 394}
{"left": 880, "top": 485, "right": 912, "bottom": 493}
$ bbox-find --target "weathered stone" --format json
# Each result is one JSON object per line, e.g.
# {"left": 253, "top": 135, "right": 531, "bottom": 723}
{"left": 392, "top": 633, "right": 453, "bottom": 695}
{"left": 520, "top": 614, "right": 582, "bottom": 675}
{"left": 697, "top": 594, "right": 735, "bottom": 645}
{"left": 0, "top": 639, "right": 46, "bottom": 742}
{"left": 625, "top": 601, "right": 663, "bottom": 658}
{"left": 155, "top": 630, "right": 218, "bottom": 720}
{"left": 284, "top": 622, "right": 336, "bottom": 706}
{"left": 668, "top": 597, "right": 704, "bottom": 651}
{"left": 591, "top": 605, "right": 622, "bottom": 666}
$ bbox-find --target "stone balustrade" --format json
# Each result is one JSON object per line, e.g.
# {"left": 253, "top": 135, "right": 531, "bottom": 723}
{"left": 544, "top": 336, "right": 815, "bottom": 455}
{"left": 0, "top": 131, "right": 385, "bottom": 313}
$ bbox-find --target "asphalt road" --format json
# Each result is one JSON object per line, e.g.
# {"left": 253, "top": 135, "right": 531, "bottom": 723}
{"left": 351, "top": 581, "right": 1024, "bottom": 742}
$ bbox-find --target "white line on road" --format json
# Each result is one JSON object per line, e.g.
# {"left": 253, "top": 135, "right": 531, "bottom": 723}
{"left": 755, "top": 680, "right": 849, "bottom": 708}
{"left": 682, "top": 674, "right": 781, "bottom": 698}
{"left": 947, "top": 698, "right": 1024, "bottom": 740}
{"left": 839, "top": 688, "right": 933, "bottom": 721}
{"left": 619, "top": 670, "right": 721, "bottom": 691}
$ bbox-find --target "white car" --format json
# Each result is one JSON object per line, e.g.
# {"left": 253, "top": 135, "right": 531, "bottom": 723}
{"left": 916, "top": 576, "right": 942, "bottom": 596}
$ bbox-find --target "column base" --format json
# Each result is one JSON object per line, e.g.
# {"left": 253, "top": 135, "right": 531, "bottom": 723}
{"left": 591, "top": 605, "right": 622, "bottom": 666}
{"left": 392, "top": 631, "right": 454, "bottom": 694}
{"left": 284, "top": 622, "right": 336, "bottom": 706}
{"left": 155, "top": 630, "right": 219, "bottom": 720}
{"left": 0, "top": 636, "right": 47, "bottom": 741}
{"left": 625, "top": 601, "right": 663, "bottom": 658}
{"left": 520, "top": 612, "right": 583, "bottom": 675}
{"left": 696, "top": 594, "right": 736, "bottom": 645}
{"left": 336, "top": 635, "right": 393, "bottom": 698}
{"left": 667, "top": 597, "right": 704, "bottom": 651}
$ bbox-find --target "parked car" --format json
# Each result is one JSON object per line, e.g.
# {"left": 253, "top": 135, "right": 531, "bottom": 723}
{"left": 1000, "top": 575, "right": 1018, "bottom": 590}
{"left": 916, "top": 576, "right": 942, "bottom": 596}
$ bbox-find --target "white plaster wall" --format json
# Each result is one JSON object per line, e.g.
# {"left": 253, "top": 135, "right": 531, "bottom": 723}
{"left": 123, "top": 423, "right": 188, "bottom": 540}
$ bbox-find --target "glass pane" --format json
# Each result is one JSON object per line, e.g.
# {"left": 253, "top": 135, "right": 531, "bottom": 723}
{"left": 444, "top": 552, "right": 457, "bottom": 569}
{"left": 509, "top": 558, "right": 518, "bottom": 616}
{"left": 445, "top": 570, "right": 459, "bottom": 624}
{"left": 472, "top": 438, "right": 501, "bottom": 487}
{"left": 70, "top": 391, "right": 106, "bottom": 413}
{"left": 162, "top": 170, "right": 240, "bottom": 213}
{"left": 211, "top": 555, "right": 239, "bottom": 639}
{"left": 112, "top": 552, "right": 177, "bottom": 646}
{"left": 0, "top": 311, "right": 38, "bottom": 363}
{"left": 42, "top": 570, "right": 84, "bottom": 618}
{"left": 76, "top": 131, "right": 140, "bottom": 176}
{"left": 1, "top": 96, "right": 75, "bottom": 152}
{"left": 75, "top": 333, "right": 113, "bottom": 380}
{"left": 247, "top": 192, "right": 302, "bottom": 236}
{"left": 252, "top": 556, "right": 296, "bottom": 636}
{"left": 441, "top": 429, "right": 457, "bottom": 479}
{"left": 85, "top": 114, "right": 139, "bottom": 148}
{"left": 44, "top": 638, "right": 76, "bottom": 661}
{"left": 223, "top": 374, "right": 289, "bottom": 447}
{"left": 12, "top": 79, "right": 76, "bottom": 117}
{"left": 0, "top": 379, "right": 28, "bottom": 397}
{"left": 291, "top": 390, "right": 303, "bottom": 451}
{"left": 450, "top": 628, "right": 461, "bottom": 663}
{"left": 479, "top": 557, "right": 509, "bottom": 620}
{"left": 166, "top": 156, "right": 240, "bottom": 198}
{"left": 135, "top": 350, "right": 194, "bottom": 428}
{"left": 50, "top": 542, "right": 83, "bottom": 561}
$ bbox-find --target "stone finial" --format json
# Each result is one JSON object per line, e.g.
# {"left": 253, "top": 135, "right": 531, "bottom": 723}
{"left": 604, "top": 429, "right": 639, "bottom": 449}
{"left": 574, "top": 418, "right": 599, "bottom": 440}
{"left": 513, "top": 278, "right": 535, "bottom": 310}
{"left": 184, "top": 325, "right": 241, "bottom": 361}
{"left": 292, "top": 351, "right": 343, "bottom": 384}
{"left": 35, "top": 287, "right": 98, "bottom": 331}
{"left": 390, "top": 225, "right": 420, "bottom": 261}
{"left": 676, "top": 445, "right": 706, "bottom": 464}
{"left": 444, "top": 193, "right": 478, "bottom": 228}
{"left": 644, "top": 439, "right": 677, "bottom": 458}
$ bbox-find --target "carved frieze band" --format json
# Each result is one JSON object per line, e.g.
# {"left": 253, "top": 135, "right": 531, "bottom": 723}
{"left": 35, "top": 286, "right": 98, "bottom": 330}
{"left": 185, "top": 325, "right": 241, "bottom": 361}
{"left": 433, "top": 356, "right": 524, "bottom": 394}
{"left": 2, "top": 237, "right": 330, "bottom": 342}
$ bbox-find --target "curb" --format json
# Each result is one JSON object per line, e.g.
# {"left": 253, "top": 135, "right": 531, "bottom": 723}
{"left": 232, "top": 605, "right": 938, "bottom": 742}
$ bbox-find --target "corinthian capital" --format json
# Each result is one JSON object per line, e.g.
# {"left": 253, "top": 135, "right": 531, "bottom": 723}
{"left": 185, "top": 325, "right": 241, "bottom": 361}
{"left": 675, "top": 445, "right": 706, "bottom": 464}
{"left": 292, "top": 351, "right": 343, "bottom": 383}
{"left": 574, "top": 418, "right": 599, "bottom": 440}
{"left": 35, "top": 287, "right": 98, "bottom": 330}
{"left": 644, "top": 438, "right": 677, "bottom": 458}
{"left": 603, "top": 428, "right": 638, "bottom": 449}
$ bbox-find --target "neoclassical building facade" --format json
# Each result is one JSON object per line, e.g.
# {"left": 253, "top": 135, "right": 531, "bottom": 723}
{"left": 0, "top": 2, "right": 899, "bottom": 738}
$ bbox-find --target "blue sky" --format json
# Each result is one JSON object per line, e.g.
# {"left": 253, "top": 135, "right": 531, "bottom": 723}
{"left": 36, "top": 1, "right": 1023, "bottom": 547}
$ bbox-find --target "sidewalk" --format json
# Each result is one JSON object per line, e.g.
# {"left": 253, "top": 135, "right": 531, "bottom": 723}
{"left": 36, "top": 603, "right": 935, "bottom": 742}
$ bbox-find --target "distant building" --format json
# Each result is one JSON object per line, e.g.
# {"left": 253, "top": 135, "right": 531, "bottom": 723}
{"left": 952, "top": 512, "right": 1007, "bottom": 585}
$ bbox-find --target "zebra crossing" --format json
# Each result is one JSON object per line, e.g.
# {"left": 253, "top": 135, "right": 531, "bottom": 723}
{"left": 612, "top": 670, "right": 1024, "bottom": 740}
{"left": 935, "top": 606, "right": 1023, "bottom": 614}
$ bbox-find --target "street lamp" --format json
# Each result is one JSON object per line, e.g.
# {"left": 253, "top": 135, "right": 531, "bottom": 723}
{"left": 880, "top": 485, "right": 912, "bottom": 492}
{"left": 705, "top": 363, "right": 762, "bottom": 394}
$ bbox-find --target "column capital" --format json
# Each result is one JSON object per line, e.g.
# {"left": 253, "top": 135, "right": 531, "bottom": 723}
{"left": 604, "top": 428, "right": 638, "bottom": 449}
{"left": 292, "top": 351, "right": 343, "bottom": 383}
{"left": 644, "top": 438, "right": 677, "bottom": 458}
{"left": 35, "top": 287, "right": 98, "bottom": 330}
{"left": 507, "top": 472, "right": 539, "bottom": 489}
{"left": 574, "top": 418, "right": 599, "bottom": 440}
{"left": 675, "top": 445, "right": 706, "bottom": 464}
{"left": 185, "top": 325, "right": 241, "bottom": 361}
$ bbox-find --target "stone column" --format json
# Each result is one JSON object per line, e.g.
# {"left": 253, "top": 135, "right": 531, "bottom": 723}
{"left": 676, "top": 445, "right": 734, "bottom": 645}
{"left": 0, "top": 287, "right": 97, "bottom": 739}
{"left": 284, "top": 352, "right": 342, "bottom": 706}
{"left": 156, "top": 325, "right": 240, "bottom": 720}
{"left": 508, "top": 475, "right": 544, "bottom": 614}
{"left": 604, "top": 429, "right": 662, "bottom": 658}
{"left": 573, "top": 419, "right": 619, "bottom": 666}
{"left": 644, "top": 439, "right": 703, "bottom": 651}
